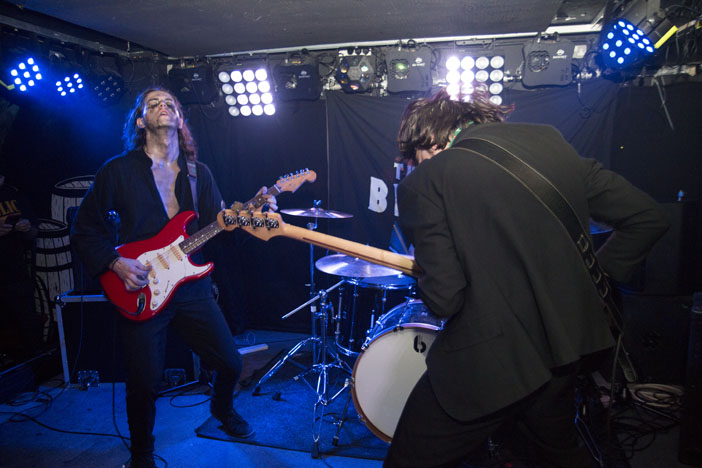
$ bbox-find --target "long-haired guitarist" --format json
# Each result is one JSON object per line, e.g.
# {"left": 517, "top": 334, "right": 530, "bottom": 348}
{"left": 70, "top": 87, "right": 275, "bottom": 468}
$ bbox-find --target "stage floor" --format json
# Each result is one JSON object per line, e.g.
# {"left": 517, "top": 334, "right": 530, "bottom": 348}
{"left": 0, "top": 329, "right": 690, "bottom": 468}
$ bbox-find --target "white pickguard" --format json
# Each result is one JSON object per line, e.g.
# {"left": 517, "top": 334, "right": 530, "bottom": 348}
{"left": 136, "top": 236, "right": 209, "bottom": 312}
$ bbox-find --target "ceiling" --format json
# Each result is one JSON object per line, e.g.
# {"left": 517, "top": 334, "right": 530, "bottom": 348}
{"left": 1, "top": 0, "right": 608, "bottom": 57}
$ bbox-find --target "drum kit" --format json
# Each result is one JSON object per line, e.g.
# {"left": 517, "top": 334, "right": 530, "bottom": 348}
{"left": 251, "top": 202, "right": 444, "bottom": 456}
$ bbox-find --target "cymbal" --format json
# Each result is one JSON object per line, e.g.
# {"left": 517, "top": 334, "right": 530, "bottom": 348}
{"left": 281, "top": 207, "right": 353, "bottom": 219}
{"left": 316, "top": 254, "right": 403, "bottom": 278}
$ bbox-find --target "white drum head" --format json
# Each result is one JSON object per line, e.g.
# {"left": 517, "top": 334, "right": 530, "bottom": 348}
{"left": 351, "top": 325, "right": 438, "bottom": 442}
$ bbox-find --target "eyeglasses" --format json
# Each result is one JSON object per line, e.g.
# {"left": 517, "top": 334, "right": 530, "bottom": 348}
{"left": 144, "top": 98, "right": 177, "bottom": 112}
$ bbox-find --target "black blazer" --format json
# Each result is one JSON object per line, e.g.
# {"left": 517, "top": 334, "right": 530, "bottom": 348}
{"left": 397, "top": 122, "right": 669, "bottom": 421}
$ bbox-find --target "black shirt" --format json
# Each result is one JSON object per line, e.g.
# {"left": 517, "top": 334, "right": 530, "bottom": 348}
{"left": 70, "top": 149, "right": 224, "bottom": 299}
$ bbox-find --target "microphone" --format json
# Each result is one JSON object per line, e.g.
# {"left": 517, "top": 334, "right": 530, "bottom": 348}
{"left": 106, "top": 211, "right": 121, "bottom": 244}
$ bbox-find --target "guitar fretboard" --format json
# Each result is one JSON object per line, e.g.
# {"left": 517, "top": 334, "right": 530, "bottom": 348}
{"left": 180, "top": 221, "right": 223, "bottom": 254}
{"left": 177, "top": 185, "right": 282, "bottom": 255}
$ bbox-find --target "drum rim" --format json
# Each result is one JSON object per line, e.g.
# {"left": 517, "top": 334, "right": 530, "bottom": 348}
{"left": 345, "top": 276, "right": 416, "bottom": 291}
{"left": 351, "top": 324, "right": 440, "bottom": 442}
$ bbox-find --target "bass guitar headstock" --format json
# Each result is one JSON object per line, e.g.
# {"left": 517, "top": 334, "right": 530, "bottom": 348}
{"left": 229, "top": 210, "right": 285, "bottom": 241}
{"left": 216, "top": 208, "right": 240, "bottom": 231}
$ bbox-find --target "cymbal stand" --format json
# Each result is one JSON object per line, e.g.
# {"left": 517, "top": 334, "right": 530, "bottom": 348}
{"left": 252, "top": 203, "right": 322, "bottom": 394}
{"left": 295, "top": 285, "right": 354, "bottom": 458}
{"left": 253, "top": 279, "right": 347, "bottom": 389}
{"left": 307, "top": 201, "right": 320, "bottom": 359}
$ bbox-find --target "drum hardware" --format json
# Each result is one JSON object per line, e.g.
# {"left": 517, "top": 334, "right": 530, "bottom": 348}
{"left": 315, "top": 253, "right": 417, "bottom": 358}
{"left": 251, "top": 201, "right": 355, "bottom": 457}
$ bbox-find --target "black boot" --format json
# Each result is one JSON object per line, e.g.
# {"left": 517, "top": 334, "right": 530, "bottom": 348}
{"left": 211, "top": 404, "right": 254, "bottom": 438}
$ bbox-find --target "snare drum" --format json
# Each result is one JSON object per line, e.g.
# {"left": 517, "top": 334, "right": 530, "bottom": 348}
{"left": 351, "top": 299, "right": 443, "bottom": 442}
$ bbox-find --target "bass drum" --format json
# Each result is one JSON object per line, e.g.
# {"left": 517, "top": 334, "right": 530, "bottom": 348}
{"left": 351, "top": 299, "right": 443, "bottom": 442}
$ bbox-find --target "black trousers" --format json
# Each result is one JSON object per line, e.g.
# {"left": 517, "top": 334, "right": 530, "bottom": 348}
{"left": 385, "top": 368, "right": 592, "bottom": 468}
{"left": 119, "top": 293, "right": 242, "bottom": 457}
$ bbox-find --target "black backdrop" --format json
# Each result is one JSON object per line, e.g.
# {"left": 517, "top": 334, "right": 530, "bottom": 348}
{"left": 1, "top": 77, "right": 700, "bottom": 333}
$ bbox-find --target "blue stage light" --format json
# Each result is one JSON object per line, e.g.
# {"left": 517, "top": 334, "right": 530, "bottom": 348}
{"left": 599, "top": 19, "right": 655, "bottom": 69}
{"left": 56, "top": 72, "right": 84, "bottom": 96}
{"left": 8, "top": 57, "right": 43, "bottom": 92}
{"left": 600, "top": 0, "right": 678, "bottom": 71}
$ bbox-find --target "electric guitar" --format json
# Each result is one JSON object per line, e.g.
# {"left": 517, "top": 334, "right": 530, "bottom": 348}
{"left": 100, "top": 170, "right": 317, "bottom": 321}
{"left": 231, "top": 210, "right": 421, "bottom": 277}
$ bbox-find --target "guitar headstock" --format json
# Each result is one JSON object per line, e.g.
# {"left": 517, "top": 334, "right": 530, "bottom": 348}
{"left": 234, "top": 210, "right": 285, "bottom": 242}
{"left": 275, "top": 169, "right": 317, "bottom": 194}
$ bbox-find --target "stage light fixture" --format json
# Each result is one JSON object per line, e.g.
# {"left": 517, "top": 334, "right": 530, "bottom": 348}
{"left": 7, "top": 57, "right": 43, "bottom": 92}
{"left": 335, "top": 52, "right": 376, "bottom": 93}
{"left": 273, "top": 55, "right": 321, "bottom": 101}
{"left": 599, "top": 1, "right": 676, "bottom": 70}
{"left": 217, "top": 62, "right": 275, "bottom": 117}
{"left": 168, "top": 64, "right": 218, "bottom": 105}
{"left": 91, "top": 72, "right": 125, "bottom": 106}
{"left": 55, "top": 73, "right": 84, "bottom": 97}
{"left": 444, "top": 53, "right": 505, "bottom": 105}
{"left": 522, "top": 36, "right": 574, "bottom": 87}
{"left": 385, "top": 46, "right": 432, "bottom": 93}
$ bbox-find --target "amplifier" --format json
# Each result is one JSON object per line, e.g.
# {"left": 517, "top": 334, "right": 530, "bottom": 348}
{"left": 679, "top": 292, "right": 702, "bottom": 465}
{"left": 57, "top": 294, "right": 197, "bottom": 384}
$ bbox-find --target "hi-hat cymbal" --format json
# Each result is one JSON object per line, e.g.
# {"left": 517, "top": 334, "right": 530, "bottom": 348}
{"left": 281, "top": 207, "right": 353, "bottom": 218}
{"left": 315, "top": 254, "right": 402, "bottom": 278}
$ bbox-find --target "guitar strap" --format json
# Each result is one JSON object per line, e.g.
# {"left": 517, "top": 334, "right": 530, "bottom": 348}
{"left": 186, "top": 161, "right": 198, "bottom": 216}
{"left": 452, "top": 137, "right": 637, "bottom": 383}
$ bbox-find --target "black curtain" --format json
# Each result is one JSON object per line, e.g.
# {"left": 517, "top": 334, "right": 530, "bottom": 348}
{"left": 3, "top": 77, "right": 698, "bottom": 334}
{"left": 324, "top": 79, "right": 621, "bottom": 253}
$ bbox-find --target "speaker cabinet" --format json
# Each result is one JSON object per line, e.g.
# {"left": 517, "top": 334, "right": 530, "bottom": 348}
{"left": 620, "top": 292, "right": 691, "bottom": 385}
{"left": 623, "top": 200, "right": 701, "bottom": 295}
{"left": 61, "top": 299, "right": 196, "bottom": 383}
{"left": 679, "top": 292, "right": 702, "bottom": 465}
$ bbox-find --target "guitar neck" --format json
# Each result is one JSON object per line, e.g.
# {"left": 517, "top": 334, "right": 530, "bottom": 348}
{"left": 180, "top": 219, "right": 224, "bottom": 254}
{"left": 244, "top": 184, "right": 281, "bottom": 207}
{"left": 180, "top": 186, "right": 279, "bottom": 255}
{"left": 279, "top": 224, "right": 420, "bottom": 277}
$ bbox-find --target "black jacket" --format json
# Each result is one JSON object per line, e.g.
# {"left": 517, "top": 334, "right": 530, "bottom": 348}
{"left": 398, "top": 122, "right": 669, "bottom": 421}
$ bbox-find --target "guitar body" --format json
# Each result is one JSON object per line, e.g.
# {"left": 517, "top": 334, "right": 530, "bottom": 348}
{"left": 98, "top": 169, "right": 317, "bottom": 322}
{"left": 100, "top": 211, "right": 213, "bottom": 322}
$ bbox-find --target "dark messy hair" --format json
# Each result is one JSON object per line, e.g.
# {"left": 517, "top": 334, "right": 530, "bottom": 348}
{"left": 122, "top": 87, "right": 198, "bottom": 161}
{"left": 397, "top": 88, "right": 514, "bottom": 165}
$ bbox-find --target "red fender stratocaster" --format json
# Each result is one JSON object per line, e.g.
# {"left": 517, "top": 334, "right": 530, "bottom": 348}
{"left": 100, "top": 169, "right": 316, "bottom": 321}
